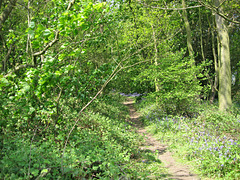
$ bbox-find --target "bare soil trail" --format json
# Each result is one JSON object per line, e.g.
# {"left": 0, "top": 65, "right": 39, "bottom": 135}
{"left": 124, "top": 98, "right": 200, "bottom": 180}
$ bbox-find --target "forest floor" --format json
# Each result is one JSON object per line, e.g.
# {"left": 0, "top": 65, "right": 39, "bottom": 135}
{"left": 123, "top": 98, "right": 200, "bottom": 180}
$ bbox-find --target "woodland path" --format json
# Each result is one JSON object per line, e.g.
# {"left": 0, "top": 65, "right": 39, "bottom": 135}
{"left": 123, "top": 98, "right": 200, "bottom": 180}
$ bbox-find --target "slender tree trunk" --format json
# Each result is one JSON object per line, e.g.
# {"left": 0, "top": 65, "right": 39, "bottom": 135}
{"left": 199, "top": 8, "right": 205, "bottom": 61}
{"left": 151, "top": 24, "right": 160, "bottom": 93}
{"left": 214, "top": 0, "right": 232, "bottom": 111}
{"left": 207, "top": 15, "right": 219, "bottom": 103}
{"left": 182, "top": 0, "right": 194, "bottom": 61}
{"left": 26, "top": 0, "right": 34, "bottom": 65}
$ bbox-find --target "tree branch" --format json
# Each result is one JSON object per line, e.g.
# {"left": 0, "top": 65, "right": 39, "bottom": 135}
{"left": 33, "top": 31, "right": 60, "bottom": 57}
{"left": 32, "top": 0, "right": 76, "bottom": 59}
{"left": 216, "top": 0, "right": 227, "bottom": 9}
{"left": 3, "top": 0, "right": 77, "bottom": 76}
{"left": 60, "top": 42, "right": 154, "bottom": 174}
{"left": 67, "top": 0, "right": 75, "bottom": 10}
{"left": 2, "top": 43, "right": 14, "bottom": 72}
{"left": 142, "top": 3, "right": 203, "bottom": 10}
{"left": 198, "top": 0, "right": 240, "bottom": 24}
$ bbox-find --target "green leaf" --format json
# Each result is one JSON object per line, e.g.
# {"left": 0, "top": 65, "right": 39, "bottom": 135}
{"left": 29, "top": 107, "right": 35, "bottom": 114}
{"left": 32, "top": 40, "right": 40, "bottom": 49}
{"left": 62, "top": 11, "right": 69, "bottom": 16}
{"left": 43, "top": 29, "right": 51, "bottom": 37}
{"left": 31, "top": 169, "right": 39, "bottom": 177}
{"left": 37, "top": 24, "right": 45, "bottom": 31}
{"left": 81, "top": 49, "right": 86, "bottom": 54}
{"left": 55, "top": 71, "right": 62, "bottom": 76}
{"left": 29, "top": 21, "right": 35, "bottom": 29}
{"left": 93, "top": 166, "right": 98, "bottom": 170}
{"left": 40, "top": 169, "right": 49, "bottom": 174}
{"left": 0, "top": 77, "right": 9, "bottom": 87}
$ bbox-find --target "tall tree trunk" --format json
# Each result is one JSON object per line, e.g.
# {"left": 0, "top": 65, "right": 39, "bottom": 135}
{"left": 199, "top": 8, "right": 205, "bottom": 61}
{"left": 182, "top": 0, "right": 194, "bottom": 61}
{"left": 151, "top": 24, "right": 160, "bottom": 93}
{"left": 214, "top": 0, "right": 232, "bottom": 111}
{"left": 2, "top": 43, "right": 13, "bottom": 72}
{"left": 208, "top": 15, "right": 219, "bottom": 103}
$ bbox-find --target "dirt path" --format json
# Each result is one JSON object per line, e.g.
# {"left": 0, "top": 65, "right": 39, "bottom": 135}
{"left": 124, "top": 99, "right": 200, "bottom": 180}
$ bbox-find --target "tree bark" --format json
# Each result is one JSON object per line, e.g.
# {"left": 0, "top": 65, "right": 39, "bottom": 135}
{"left": 199, "top": 8, "right": 205, "bottom": 61}
{"left": 151, "top": 24, "right": 160, "bottom": 93}
{"left": 214, "top": 0, "right": 232, "bottom": 110}
{"left": 2, "top": 43, "right": 13, "bottom": 72}
{"left": 208, "top": 15, "right": 218, "bottom": 103}
{"left": 182, "top": 0, "right": 194, "bottom": 61}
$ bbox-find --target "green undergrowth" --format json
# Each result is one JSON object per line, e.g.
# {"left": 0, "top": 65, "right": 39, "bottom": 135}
{"left": 137, "top": 96, "right": 240, "bottom": 179}
{"left": 1, "top": 93, "right": 170, "bottom": 179}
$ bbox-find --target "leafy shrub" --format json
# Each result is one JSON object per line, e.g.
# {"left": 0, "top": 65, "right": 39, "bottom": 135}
{"left": 136, "top": 49, "right": 205, "bottom": 116}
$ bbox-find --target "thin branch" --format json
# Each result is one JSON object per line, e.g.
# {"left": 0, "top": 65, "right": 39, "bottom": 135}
{"left": 35, "top": 168, "right": 51, "bottom": 180}
{"left": 32, "top": 0, "right": 76, "bottom": 60}
{"left": 16, "top": 1, "right": 28, "bottom": 10}
{"left": 61, "top": 57, "right": 121, "bottom": 175}
{"left": 33, "top": 31, "right": 60, "bottom": 57}
{"left": 198, "top": 0, "right": 240, "bottom": 24}
{"left": 216, "top": 0, "right": 227, "bottom": 9}
{"left": 120, "top": 60, "right": 151, "bottom": 70}
{"left": 60, "top": 42, "right": 154, "bottom": 174}
{"left": 56, "top": 86, "right": 63, "bottom": 103}
{"left": 53, "top": 37, "right": 98, "bottom": 60}
{"left": 3, "top": 43, "right": 14, "bottom": 72}
{"left": 142, "top": 3, "right": 203, "bottom": 10}
{"left": 67, "top": 0, "right": 75, "bottom": 10}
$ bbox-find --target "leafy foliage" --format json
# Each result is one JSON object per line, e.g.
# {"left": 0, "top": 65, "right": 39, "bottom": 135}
{"left": 0, "top": 94, "right": 141, "bottom": 179}
{"left": 1, "top": 0, "right": 240, "bottom": 178}
{"left": 137, "top": 48, "right": 205, "bottom": 116}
